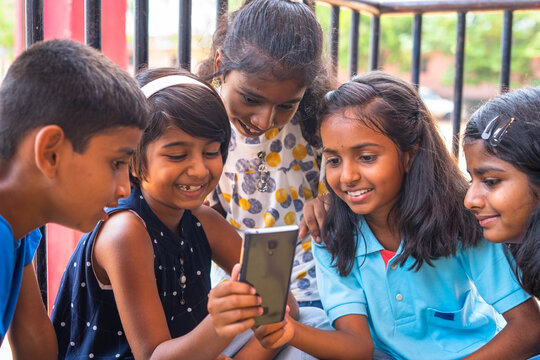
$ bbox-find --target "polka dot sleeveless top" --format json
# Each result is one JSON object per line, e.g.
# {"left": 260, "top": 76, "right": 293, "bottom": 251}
{"left": 52, "top": 187, "right": 212, "bottom": 359}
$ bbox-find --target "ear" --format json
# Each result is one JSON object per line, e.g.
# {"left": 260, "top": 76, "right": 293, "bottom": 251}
{"left": 403, "top": 145, "right": 419, "bottom": 173}
{"left": 213, "top": 49, "right": 224, "bottom": 80}
{"left": 34, "top": 125, "right": 66, "bottom": 179}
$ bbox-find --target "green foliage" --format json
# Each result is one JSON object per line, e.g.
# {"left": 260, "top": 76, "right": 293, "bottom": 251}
{"left": 315, "top": 3, "right": 540, "bottom": 88}
{"left": 0, "top": 0, "right": 15, "bottom": 57}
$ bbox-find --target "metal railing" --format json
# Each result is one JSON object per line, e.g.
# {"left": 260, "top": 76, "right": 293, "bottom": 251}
{"left": 24, "top": 0, "right": 540, "bottom": 308}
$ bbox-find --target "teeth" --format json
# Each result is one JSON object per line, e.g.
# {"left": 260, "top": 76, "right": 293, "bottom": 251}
{"left": 178, "top": 184, "right": 203, "bottom": 192}
{"left": 347, "top": 189, "right": 371, "bottom": 196}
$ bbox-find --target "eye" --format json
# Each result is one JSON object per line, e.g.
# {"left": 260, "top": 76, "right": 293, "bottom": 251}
{"left": 204, "top": 151, "right": 220, "bottom": 158}
{"left": 242, "top": 94, "right": 258, "bottom": 105}
{"left": 166, "top": 154, "right": 187, "bottom": 161}
{"left": 326, "top": 157, "right": 341, "bottom": 167}
{"left": 359, "top": 154, "right": 377, "bottom": 163}
{"left": 482, "top": 178, "right": 500, "bottom": 187}
{"left": 113, "top": 160, "right": 128, "bottom": 170}
{"left": 278, "top": 104, "right": 294, "bottom": 110}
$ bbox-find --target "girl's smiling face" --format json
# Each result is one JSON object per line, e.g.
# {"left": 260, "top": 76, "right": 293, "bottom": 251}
{"left": 140, "top": 126, "right": 223, "bottom": 213}
{"left": 218, "top": 70, "right": 306, "bottom": 138}
{"left": 464, "top": 140, "right": 539, "bottom": 243}
{"left": 321, "top": 110, "right": 410, "bottom": 225}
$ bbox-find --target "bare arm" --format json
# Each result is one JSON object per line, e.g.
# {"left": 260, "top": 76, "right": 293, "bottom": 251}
{"left": 7, "top": 264, "right": 57, "bottom": 360}
{"left": 298, "top": 194, "right": 329, "bottom": 243}
{"left": 94, "top": 212, "right": 260, "bottom": 360}
{"left": 255, "top": 313, "right": 374, "bottom": 360}
{"left": 463, "top": 298, "right": 540, "bottom": 360}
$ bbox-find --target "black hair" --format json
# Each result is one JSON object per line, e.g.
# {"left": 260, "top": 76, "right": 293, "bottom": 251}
{"left": 463, "top": 86, "right": 540, "bottom": 297}
{"left": 198, "top": 0, "right": 332, "bottom": 147}
{"left": 320, "top": 71, "right": 482, "bottom": 276}
{"left": 0, "top": 39, "right": 148, "bottom": 159}
{"left": 131, "top": 67, "right": 230, "bottom": 187}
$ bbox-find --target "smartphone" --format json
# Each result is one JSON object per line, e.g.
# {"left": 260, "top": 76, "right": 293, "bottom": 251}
{"left": 239, "top": 225, "right": 298, "bottom": 326}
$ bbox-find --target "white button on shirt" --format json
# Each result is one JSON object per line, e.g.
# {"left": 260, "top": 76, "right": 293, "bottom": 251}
{"left": 395, "top": 294, "right": 403, "bottom": 301}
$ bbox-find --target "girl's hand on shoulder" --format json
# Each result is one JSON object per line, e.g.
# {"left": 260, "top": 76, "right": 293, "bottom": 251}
{"left": 299, "top": 194, "right": 329, "bottom": 243}
{"left": 207, "top": 264, "right": 262, "bottom": 340}
{"left": 252, "top": 309, "right": 294, "bottom": 350}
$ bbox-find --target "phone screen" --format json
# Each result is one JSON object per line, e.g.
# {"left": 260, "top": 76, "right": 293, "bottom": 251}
{"left": 239, "top": 225, "right": 298, "bottom": 326}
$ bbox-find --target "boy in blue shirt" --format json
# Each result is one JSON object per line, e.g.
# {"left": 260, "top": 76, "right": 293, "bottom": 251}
{"left": 0, "top": 39, "right": 148, "bottom": 359}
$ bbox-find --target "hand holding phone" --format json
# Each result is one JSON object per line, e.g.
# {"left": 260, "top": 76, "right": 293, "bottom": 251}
{"left": 239, "top": 225, "right": 298, "bottom": 326}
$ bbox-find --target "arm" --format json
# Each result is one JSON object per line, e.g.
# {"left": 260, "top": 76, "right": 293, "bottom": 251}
{"left": 463, "top": 298, "right": 540, "bottom": 360}
{"left": 254, "top": 313, "right": 374, "bottom": 360}
{"left": 194, "top": 206, "right": 298, "bottom": 359}
{"left": 7, "top": 264, "right": 57, "bottom": 360}
{"left": 94, "top": 212, "right": 260, "bottom": 360}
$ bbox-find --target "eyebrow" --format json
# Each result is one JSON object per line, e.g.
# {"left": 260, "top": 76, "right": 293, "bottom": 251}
{"left": 323, "top": 143, "right": 382, "bottom": 154}
{"left": 117, "top": 147, "right": 135, "bottom": 156}
{"left": 162, "top": 140, "right": 218, "bottom": 149}
{"left": 239, "top": 86, "right": 303, "bottom": 104}
{"left": 471, "top": 166, "right": 506, "bottom": 175}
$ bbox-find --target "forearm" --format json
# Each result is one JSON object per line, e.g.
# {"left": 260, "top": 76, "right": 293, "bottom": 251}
{"left": 8, "top": 314, "right": 57, "bottom": 360}
{"left": 289, "top": 319, "right": 373, "bottom": 360}
{"left": 151, "top": 316, "right": 232, "bottom": 360}
{"left": 464, "top": 299, "right": 540, "bottom": 360}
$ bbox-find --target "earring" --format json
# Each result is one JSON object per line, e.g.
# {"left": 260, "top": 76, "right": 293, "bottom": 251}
{"left": 211, "top": 77, "right": 221, "bottom": 89}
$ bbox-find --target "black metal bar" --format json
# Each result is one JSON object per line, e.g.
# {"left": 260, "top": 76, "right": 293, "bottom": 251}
{"left": 217, "top": 0, "right": 228, "bottom": 26}
{"left": 35, "top": 227, "right": 48, "bottom": 308}
{"left": 452, "top": 12, "right": 466, "bottom": 158}
{"left": 349, "top": 10, "right": 360, "bottom": 77}
{"left": 330, "top": 5, "right": 340, "bottom": 75}
{"left": 178, "top": 0, "right": 192, "bottom": 70}
{"left": 134, "top": 0, "right": 149, "bottom": 73}
{"left": 85, "top": 0, "right": 102, "bottom": 50}
{"left": 369, "top": 15, "right": 380, "bottom": 70}
{"left": 25, "top": 0, "right": 44, "bottom": 47}
{"left": 317, "top": 0, "right": 539, "bottom": 16}
{"left": 500, "top": 10, "right": 513, "bottom": 93}
{"left": 411, "top": 13, "right": 422, "bottom": 88}
{"left": 25, "top": 0, "right": 47, "bottom": 309}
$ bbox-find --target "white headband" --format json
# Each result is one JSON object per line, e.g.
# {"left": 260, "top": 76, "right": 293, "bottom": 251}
{"left": 140, "top": 75, "right": 209, "bottom": 98}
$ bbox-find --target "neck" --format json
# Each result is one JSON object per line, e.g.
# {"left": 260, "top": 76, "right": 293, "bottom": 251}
{"left": 140, "top": 188, "right": 185, "bottom": 235}
{"left": 364, "top": 212, "right": 400, "bottom": 252}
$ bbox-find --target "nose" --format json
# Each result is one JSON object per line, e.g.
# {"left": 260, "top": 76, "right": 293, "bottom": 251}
{"left": 186, "top": 155, "right": 209, "bottom": 179}
{"left": 251, "top": 105, "right": 276, "bottom": 131}
{"left": 464, "top": 181, "right": 483, "bottom": 210}
{"left": 116, "top": 167, "right": 131, "bottom": 200}
{"left": 340, "top": 159, "right": 360, "bottom": 185}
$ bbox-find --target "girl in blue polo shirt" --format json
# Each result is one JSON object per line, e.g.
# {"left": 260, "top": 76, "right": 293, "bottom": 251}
{"left": 463, "top": 86, "right": 540, "bottom": 299}
{"left": 252, "top": 72, "right": 540, "bottom": 359}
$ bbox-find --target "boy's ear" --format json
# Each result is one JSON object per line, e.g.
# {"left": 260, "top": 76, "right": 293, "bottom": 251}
{"left": 34, "top": 125, "right": 66, "bottom": 178}
{"left": 213, "top": 49, "right": 224, "bottom": 77}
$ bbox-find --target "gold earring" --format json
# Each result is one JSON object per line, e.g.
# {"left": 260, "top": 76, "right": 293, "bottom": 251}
{"left": 211, "top": 77, "right": 221, "bottom": 89}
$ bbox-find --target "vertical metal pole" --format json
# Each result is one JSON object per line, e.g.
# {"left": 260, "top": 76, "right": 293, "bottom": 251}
{"left": 452, "top": 12, "right": 466, "bottom": 158}
{"left": 25, "top": 0, "right": 48, "bottom": 309}
{"left": 330, "top": 5, "right": 340, "bottom": 76}
{"left": 216, "top": 0, "right": 228, "bottom": 27}
{"left": 25, "top": 0, "right": 43, "bottom": 47}
{"left": 135, "top": 0, "right": 149, "bottom": 73}
{"left": 85, "top": 0, "right": 102, "bottom": 50}
{"left": 178, "top": 0, "right": 192, "bottom": 70}
{"left": 411, "top": 13, "right": 422, "bottom": 88}
{"left": 500, "top": 10, "right": 513, "bottom": 94}
{"left": 369, "top": 15, "right": 380, "bottom": 71}
{"left": 349, "top": 10, "right": 360, "bottom": 78}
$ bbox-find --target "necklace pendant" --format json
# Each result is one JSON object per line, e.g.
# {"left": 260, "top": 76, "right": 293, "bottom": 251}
{"left": 180, "top": 299, "right": 185, "bottom": 305}
{"left": 256, "top": 179, "right": 269, "bottom": 192}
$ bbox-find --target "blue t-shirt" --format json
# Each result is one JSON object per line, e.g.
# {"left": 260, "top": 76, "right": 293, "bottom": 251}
{"left": 314, "top": 216, "right": 529, "bottom": 360}
{"left": 0, "top": 216, "right": 41, "bottom": 342}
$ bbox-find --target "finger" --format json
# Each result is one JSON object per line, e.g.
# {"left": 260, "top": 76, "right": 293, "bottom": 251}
{"left": 298, "top": 217, "right": 309, "bottom": 238}
{"left": 215, "top": 317, "right": 256, "bottom": 339}
{"left": 231, "top": 263, "right": 241, "bottom": 282}
{"left": 209, "top": 279, "right": 254, "bottom": 299}
{"left": 208, "top": 291, "right": 261, "bottom": 315}
{"left": 211, "top": 305, "right": 263, "bottom": 327}
{"left": 203, "top": 199, "right": 211, "bottom": 207}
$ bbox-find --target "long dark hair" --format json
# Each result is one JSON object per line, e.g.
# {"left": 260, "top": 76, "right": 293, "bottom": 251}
{"left": 464, "top": 86, "right": 540, "bottom": 297}
{"left": 198, "top": 0, "right": 332, "bottom": 147}
{"left": 321, "top": 71, "right": 482, "bottom": 276}
{"left": 131, "top": 67, "right": 230, "bottom": 187}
